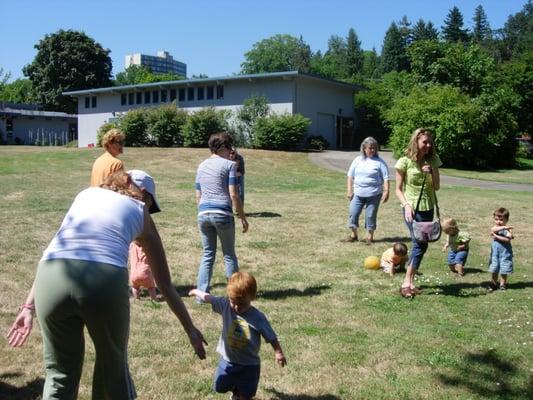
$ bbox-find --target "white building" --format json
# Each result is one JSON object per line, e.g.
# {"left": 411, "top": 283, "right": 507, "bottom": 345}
{"left": 0, "top": 102, "right": 77, "bottom": 145}
{"left": 125, "top": 51, "right": 187, "bottom": 77}
{"left": 63, "top": 71, "right": 359, "bottom": 149}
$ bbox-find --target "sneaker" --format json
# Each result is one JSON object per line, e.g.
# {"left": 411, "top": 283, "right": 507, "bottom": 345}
{"left": 488, "top": 282, "right": 498, "bottom": 292}
{"left": 499, "top": 284, "right": 507, "bottom": 291}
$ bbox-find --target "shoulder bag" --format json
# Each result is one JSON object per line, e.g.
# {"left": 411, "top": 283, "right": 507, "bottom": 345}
{"left": 411, "top": 174, "right": 441, "bottom": 243}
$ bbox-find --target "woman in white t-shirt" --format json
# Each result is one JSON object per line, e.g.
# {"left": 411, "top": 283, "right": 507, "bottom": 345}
{"left": 7, "top": 171, "right": 206, "bottom": 400}
{"left": 343, "top": 136, "right": 390, "bottom": 244}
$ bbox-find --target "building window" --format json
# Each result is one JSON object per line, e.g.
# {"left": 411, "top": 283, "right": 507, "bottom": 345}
{"left": 136, "top": 92, "right": 142, "bottom": 104}
{"left": 170, "top": 89, "right": 176, "bottom": 101}
{"left": 207, "top": 86, "right": 214, "bottom": 100}
{"left": 121, "top": 94, "right": 127, "bottom": 106}
{"left": 216, "top": 85, "right": 224, "bottom": 99}
{"left": 91, "top": 97, "right": 97, "bottom": 108}
{"left": 178, "top": 88, "right": 185, "bottom": 101}
{"left": 197, "top": 87, "right": 204, "bottom": 101}
{"left": 144, "top": 91, "right": 151, "bottom": 103}
{"left": 128, "top": 93, "right": 134, "bottom": 105}
{"left": 187, "top": 87, "right": 194, "bottom": 101}
{"left": 85, "top": 97, "right": 91, "bottom": 108}
{"left": 153, "top": 90, "right": 159, "bottom": 103}
{"left": 161, "top": 90, "right": 167, "bottom": 102}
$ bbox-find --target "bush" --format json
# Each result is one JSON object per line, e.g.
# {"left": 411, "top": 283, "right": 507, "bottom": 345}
{"left": 305, "top": 135, "right": 330, "bottom": 151}
{"left": 253, "top": 113, "right": 310, "bottom": 150}
{"left": 234, "top": 94, "right": 270, "bottom": 147}
{"left": 96, "top": 122, "right": 118, "bottom": 147}
{"left": 119, "top": 108, "right": 149, "bottom": 146}
{"left": 182, "top": 107, "right": 229, "bottom": 147}
{"left": 147, "top": 105, "right": 187, "bottom": 147}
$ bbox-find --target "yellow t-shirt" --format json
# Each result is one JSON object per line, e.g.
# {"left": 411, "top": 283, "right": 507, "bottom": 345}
{"left": 90, "top": 151, "right": 124, "bottom": 187}
{"left": 394, "top": 155, "right": 442, "bottom": 211}
{"left": 381, "top": 248, "right": 408, "bottom": 266}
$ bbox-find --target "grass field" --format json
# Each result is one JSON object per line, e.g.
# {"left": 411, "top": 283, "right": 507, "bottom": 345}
{"left": 440, "top": 157, "right": 533, "bottom": 185}
{"left": 1, "top": 146, "right": 532, "bottom": 400}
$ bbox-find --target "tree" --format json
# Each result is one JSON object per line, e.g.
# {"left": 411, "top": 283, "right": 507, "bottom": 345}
{"left": 234, "top": 94, "right": 270, "bottom": 146}
{"left": 23, "top": 30, "right": 112, "bottom": 113}
{"left": 496, "top": 0, "right": 533, "bottom": 60}
{"left": 346, "top": 28, "right": 364, "bottom": 77}
{"left": 241, "top": 34, "right": 312, "bottom": 74}
{"left": 0, "top": 78, "right": 33, "bottom": 103}
{"left": 472, "top": 4, "right": 492, "bottom": 43}
{"left": 361, "top": 48, "right": 380, "bottom": 79}
{"left": 411, "top": 19, "right": 439, "bottom": 42}
{"left": 322, "top": 35, "right": 349, "bottom": 79}
{"left": 381, "top": 22, "right": 410, "bottom": 73}
{"left": 182, "top": 107, "right": 229, "bottom": 147}
{"left": 442, "top": 6, "right": 470, "bottom": 43}
{"left": 115, "top": 65, "right": 156, "bottom": 85}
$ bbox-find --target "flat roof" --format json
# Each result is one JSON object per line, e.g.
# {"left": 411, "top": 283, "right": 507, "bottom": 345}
{"left": 63, "top": 71, "right": 360, "bottom": 97}
{"left": 0, "top": 106, "right": 76, "bottom": 119}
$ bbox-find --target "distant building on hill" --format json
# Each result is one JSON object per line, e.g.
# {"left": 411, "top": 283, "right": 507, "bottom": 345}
{"left": 125, "top": 51, "right": 187, "bottom": 77}
{"left": 0, "top": 102, "right": 77, "bottom": 145}
{"left": 63, "top": 71, "right": 360, "bottom": 149}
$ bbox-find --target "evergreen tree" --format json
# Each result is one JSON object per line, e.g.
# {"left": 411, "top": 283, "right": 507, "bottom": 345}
{"left": 411, "top": 19, "right": 439, "bottom": 42}
{"left": 361, "top": 48, "right": 380, "bottom": 79}
{"left": 442, "top": 6, "right": 470, "bottom": 43}
{"left": 323, "top": 35, "right": 349, "bottom": 79}
{"left": 496, "top": 0, "right": 533, "bottom": 60}
{"left": 293, "top": 36, "right": 312, "bottom": 73}
{"left": 398, "top": 15, "right": 413, "bottom": 46}
{"left": 472, "top": 5, "right": 492, "bottom": 43}
{"left": 381, "top": 22, "right": 410, "bottom": 73}
{"left": 346, "top": 28, "right": 364, "bottom": 77}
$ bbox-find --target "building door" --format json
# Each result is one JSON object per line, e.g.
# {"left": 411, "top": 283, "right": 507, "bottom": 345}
{"left": 316, "top": 113, "right": 335, "bottom": 146}
{"left": 336, "top": 117, "right": 354, "bottom": 149}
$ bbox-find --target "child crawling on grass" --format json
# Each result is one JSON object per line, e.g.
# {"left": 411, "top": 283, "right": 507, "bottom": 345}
{"left": 189, "top": 271, "right": 286, "bottom": 400}
{"left": 380, "top": 242, "right": 408, "bottom": 276}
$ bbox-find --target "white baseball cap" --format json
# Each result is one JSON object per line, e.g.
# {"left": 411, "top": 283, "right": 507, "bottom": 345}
{"left": 127, "top": 170, "right": 161, "bottom": 213}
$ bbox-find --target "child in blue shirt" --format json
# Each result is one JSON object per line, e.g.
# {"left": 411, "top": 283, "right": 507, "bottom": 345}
{"left": 488, "top": 207, "right": 514, "bottom": 291}
{"left": 189, "top": 272, "right": 286, "bottom": 399}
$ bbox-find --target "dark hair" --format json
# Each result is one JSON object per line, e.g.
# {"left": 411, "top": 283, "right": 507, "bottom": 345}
{"left": 493, "top": 207, "right": 510, "bottom": 220}
{"left": 393, "top": 242, "right": 408, "bottom": 256}
{"left": 208, "top": 132, "right": 233, "bottom": 154}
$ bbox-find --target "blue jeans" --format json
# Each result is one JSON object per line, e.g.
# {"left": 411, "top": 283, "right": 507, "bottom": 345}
{"left": 348, "top": 194, "right": 382, "bottom": 231}
{"left": 214, "top": 358, "right": 260, "bottom": 398}
{"left": 197, "top": 213, "right": 238, "bottom": 293}
{"left": 403, "top": 207, "right": 434, "bottom": 269}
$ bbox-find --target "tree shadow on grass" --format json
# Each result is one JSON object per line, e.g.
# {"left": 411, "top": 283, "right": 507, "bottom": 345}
{"left": 0, "top": 372, "right": 44, "bottom": 400}
{"left": 421, "top": 280, "right": 533, "bottom": 298}
{"left": 258, "top": 285, "right": 331, "bottom": 300}
{"left": 435, "top": 349, "right": 532, "bottom": 399}
{"left": 245, "top": 211, "right": 282, "bottom": 218}
{"left": 266, "top": 388, "right": 342, "bottom": 399}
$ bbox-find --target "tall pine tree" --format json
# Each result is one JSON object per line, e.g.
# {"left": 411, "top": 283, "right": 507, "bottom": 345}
{"left": 472, "top": 4, "right": 492, "bottom": 43}
{"left": 442, "top": 6, "right": 470, "bottom": 43}
{"left": 346, "top": 28, "right": 364, "bottom": 77}
{"left": 411, "top": 19, "right": 439, "bottom": 42}
{"left": 381, "top": 22, "right": 410, "bottom": 73}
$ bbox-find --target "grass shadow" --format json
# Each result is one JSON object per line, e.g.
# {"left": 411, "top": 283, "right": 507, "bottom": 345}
{"left": 0, "top": 372, "right": 44, "bottom": 400}
{"left": 266, "top": 388, "right": 342, "bottom": 399}
{"left": 463, "top": 267, "right": 485, "bottom": 274}
{"left": 245, "top": 211, "right": 282, "bottom": 218}
{"left": 421, "top": 280, "right": 533, "bottom": 297}
{"left": 435, "top": 349, "right": 532, "bottom": 399}
{"left": 258, "top": 285, "right": 331, "bottom": 300}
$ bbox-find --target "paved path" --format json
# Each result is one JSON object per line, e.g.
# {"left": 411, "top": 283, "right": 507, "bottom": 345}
{"left": 309, "top": 150, "right": 533, "bottom": 192}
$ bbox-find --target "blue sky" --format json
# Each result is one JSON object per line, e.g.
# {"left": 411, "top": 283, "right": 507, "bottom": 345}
{"left": 0, "top": 0, "right": 526, "bottom": 81}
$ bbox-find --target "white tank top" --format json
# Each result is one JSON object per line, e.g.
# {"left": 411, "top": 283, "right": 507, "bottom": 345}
{"left": 41, "top": 187, "right": 145, "bottom": 268}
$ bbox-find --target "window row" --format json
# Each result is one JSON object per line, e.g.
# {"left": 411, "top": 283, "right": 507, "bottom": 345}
{"left": 84, "top": 97, "right": 97, "bottom": 108}
{"left": 120, "top": 85, "right": 224, "bottom": 106}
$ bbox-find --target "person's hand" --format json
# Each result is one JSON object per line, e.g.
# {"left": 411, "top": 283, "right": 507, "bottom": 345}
{"left": 7, "top": 309, "right": 34, "bottom": 347}
{"left": 188, "top": 289, "right": 198, "bottom": 298}
{"left": 442, "top": 245, "right": 447, "bottom": 252}
{"left": 404, "top": 204, "right": 414, "bottom": 223}
{"left": 187, "top": 326, "right": 208, "bottom": 360}
{"left": 381, "top": 191, "right": 389, "bottom": 204}
{"left": 275, "top": 350, "right": 287, "bottom": 367}
{"left": 241, "top": 217, "right": 249, "bottom": 233}
{"left": 347, "top": 192, "right": 354, "bottom": 201}
{"left": 421, "top": 164, "right": 432, "bottom": 174}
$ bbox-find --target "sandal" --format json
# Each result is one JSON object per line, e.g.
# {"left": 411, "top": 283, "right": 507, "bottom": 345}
{"left": 340, "top": 235, "right": 358, "bottom": 243}
{"left": 400, "top": 286, "right": 413, "bottom": 298}
{"left": 410, "top": 287, "right": 422, "bottom": 295}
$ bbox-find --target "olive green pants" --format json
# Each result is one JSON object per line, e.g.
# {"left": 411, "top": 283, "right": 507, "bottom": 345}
{"left": 34, "top": 259, "right": 135, "bottom": 400}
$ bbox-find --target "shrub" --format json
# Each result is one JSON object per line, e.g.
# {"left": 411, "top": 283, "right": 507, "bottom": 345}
{"left": 305, "top": 135, "right": 330, "bottom": 151}
{"left": 234, "top": 93, "right": 270, "bottom": 147}
{"left": 253, "top": 113, "right": 310, "bottom": 150}
{"left": 182, "top": 107, "right": 229, "bottom": 147}
{"left": 119, "top": 108, "right": 149, "bottom": 146}
{"left": 147, "top": 105, "right": 187, "bottom": 147}
{"left": 96, "top": 121, "right": 119, "bottom": 147}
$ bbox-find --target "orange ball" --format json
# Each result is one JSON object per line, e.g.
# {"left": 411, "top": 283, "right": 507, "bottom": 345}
{"left": 364, "top": 256, "right": 381, "bottom": 270}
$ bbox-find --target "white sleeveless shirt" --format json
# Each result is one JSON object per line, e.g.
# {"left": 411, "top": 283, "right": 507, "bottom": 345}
{"left": 41, "top": 187, "right": 145, "bottom": 268}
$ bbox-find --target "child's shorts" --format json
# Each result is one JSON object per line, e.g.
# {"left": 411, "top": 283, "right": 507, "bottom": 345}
{"left": 447, "top": 249, "right": 469, "bottom": 266}
{"left": 214, "top": 358, "right": 260, "bottom": 398}
{"left": 489, "top": 244, "right": 513, "bottom": 275}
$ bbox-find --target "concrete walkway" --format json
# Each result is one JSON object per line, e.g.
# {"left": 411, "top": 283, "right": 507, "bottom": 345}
{"left": 309, "top": 150, "right": 533, "bottom": 192}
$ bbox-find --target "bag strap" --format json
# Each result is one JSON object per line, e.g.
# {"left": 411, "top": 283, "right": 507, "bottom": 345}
{"left": 414, "top": 170, "right": 440, "bottom": 220}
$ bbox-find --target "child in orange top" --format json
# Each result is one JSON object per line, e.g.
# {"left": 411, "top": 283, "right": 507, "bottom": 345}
{"left": 127, "top": 170, "right": 163, "bottom": 301}
{"left": 380, "top": 242, "right": 409, "bottom": 276}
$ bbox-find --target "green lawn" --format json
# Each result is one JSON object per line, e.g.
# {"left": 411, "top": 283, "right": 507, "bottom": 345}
{"left": 440, "top": 158, "right": 533, "bottom": 185}
{"left": 1, "top": 146, "right": 532, "bottom": 400}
